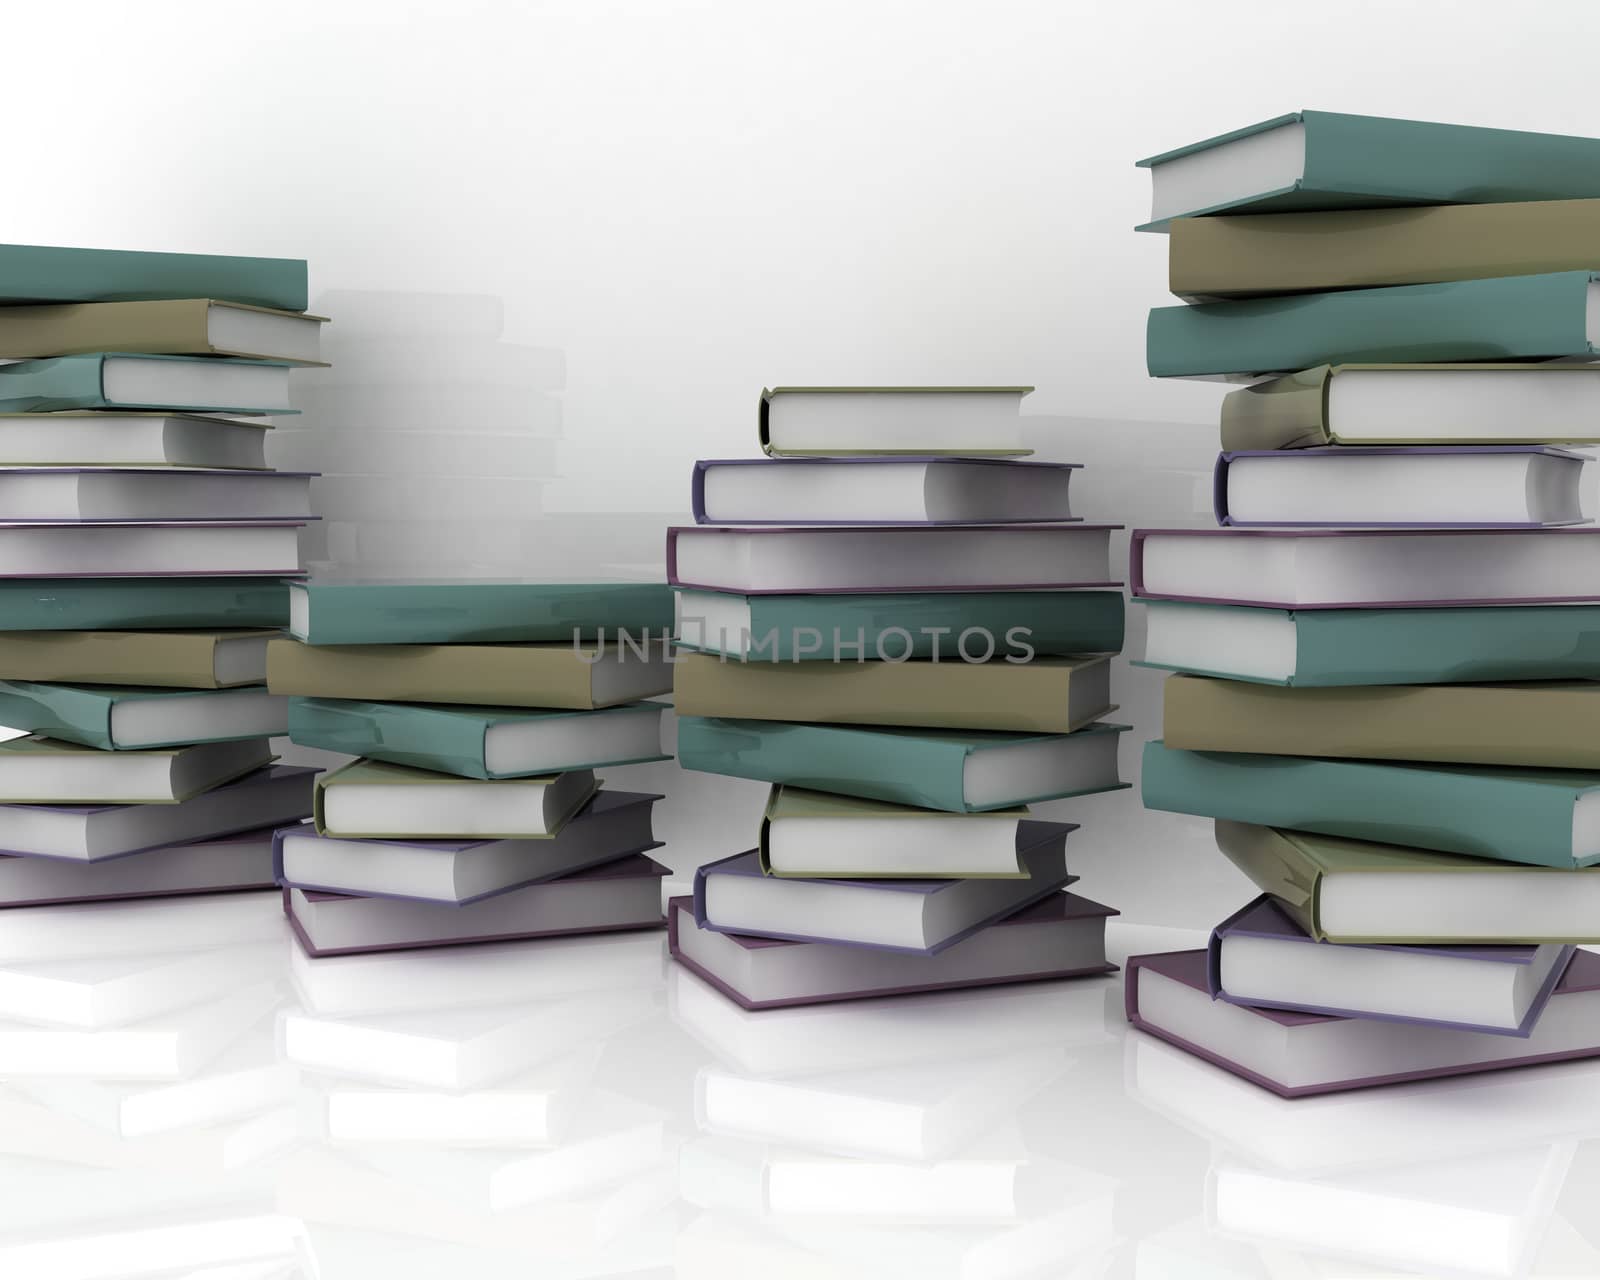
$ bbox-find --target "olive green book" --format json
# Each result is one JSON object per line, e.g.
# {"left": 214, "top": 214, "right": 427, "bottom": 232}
{"left": 312, "top": 758, "right": 598, "bottom": 839}
{"left": 671, "top": 651, "right": 1113, "bottom": 733}
{"left": 1216, "top": 820, "right": 1600, "bottom": 944}
{"left": 0, "top": 300, "right": 328, "bottom": 365}
{"left": 267, "top": 637, "right": 670, "bottom": 709}
{"left": 1170, "top": 198, "right": 1600, "bottom": 299}
{"left": 755, "top": 785, "right": 1033, "bottom": 879}
{"left": 1219, "top": 364, "right": 1600, "bottom": 451}
{"left": 0, "top": 630, "right": 278, "bottom": 689}
{"left": 1164, "top": 674, "right": 1600, "bottom": 769}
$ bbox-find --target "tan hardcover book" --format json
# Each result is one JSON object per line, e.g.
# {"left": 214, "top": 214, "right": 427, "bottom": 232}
{"left": 0, "top": 299, "right": 328, "bottom": 365}
{"left": 1169, "top": 198, "right": 1600, "bottom": 299}
{"left": 0, "top": 629, "right": 277, "bottom": 689}
{"left": 1164, "top": 673, "right": 1600, "bottom": 769}
{"left": 266, "top": 638, "right": 670, "bottom": 710}
{"left": 671, "top": 652, "right": 1113, "bottom": 733}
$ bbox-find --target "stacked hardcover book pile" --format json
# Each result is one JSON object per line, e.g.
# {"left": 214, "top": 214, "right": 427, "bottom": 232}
{"left": 666, "top": 386, "right": 1130, "bottom": 1007}
{"left": 264, "top": 579, "right": 678, "bottom": 956}
{"left": 1124, "top": 110, "right": 1600, "bottom": 1096}
{"left": 0, "top": 241, "right": 327, "bottom": 906}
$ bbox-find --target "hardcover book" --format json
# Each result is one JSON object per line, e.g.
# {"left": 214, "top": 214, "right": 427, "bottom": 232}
{"left": 312, "top": 759, "right": 598, "bottom": 840}
{"left": 0, "top": 521, "right": 303, "bottom": 578}
{"left": 0, "top": 681, "right": 286, "bottom": 750}
{"left": 0, "top": 578, "right": 287, "bottom": 631}
{"left": 676, "top": 716, "right": 1128, "bottom": 812}
{"left": 667, "top": 892, "right": 1115, "bottom": 1011}
{"left": 0, "top": 413, "right": 273, "bottom": 470}
{"left": 1208, "top": 895, "right": 1572, "bottom": 1036}
{"left": 758, "top": 386, "right": 1032, "bottom": 457}
{"left": 0, "top": 629, "right": 277, "bottom": 688}
{"left": 0, "top": 468, "right": 314, "bottom": 523}
{"left": 1142, "top": 740, "right": 1600, "bottom": 868}
{"left": 0, "top": 735, "right": 272, "bottom": 806}
{"left": 0, "top": 300, "right": 325, "bottom": 365}
{"left": 672, "top": 651, "right": 1114, "bottom": 734}
{"left": 1125, "top": 948, "right": 1600, "bottom": 1098}
{"left": 0, "top": 826, "right": 281, "bottom": 909}
{"left": 0, "top": 242, "right": 307, "bottom": 310}
{"left": 0, "top": 353, "right": 296, "bottom": 415}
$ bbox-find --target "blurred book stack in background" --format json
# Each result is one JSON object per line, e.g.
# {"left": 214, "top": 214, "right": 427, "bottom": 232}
{"left": 266, "top": 579, "right": 677, "bottom": 956}
{"left": 1124, "top": 110, "right": 1600, "bottom": 1096}
{"left": 0, "top": 241, "right": 326, "bottom": 906}
{"left": 668, "top": 386, "right": 1131, "bottom": 1008}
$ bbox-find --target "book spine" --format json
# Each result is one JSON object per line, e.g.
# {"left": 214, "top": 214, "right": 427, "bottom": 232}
{"left": 1146, "top": 271, "right": 1596, "bottom": 378}
{"left": 286, "top": 698, "right": 492, "bottom": 779}
{"left": 1218, "top": 368, "right": 1332, "bottom": 451}
{"left": 0, "top": 301, "right": 211, "bottom": 361}
{"left": 267, "top": 639, "right": 597, "bottom": 709}
{"left": 0, "top": 579, "right": 288, "bottom": 631}
{"left": 0, "top": 632, "right": 220, "bottom": 687}
{"left": 0, "top": 683, "right": 114, "bottom": 749}
{"left": 1142, "top": 741, "right": 1578, "bottom": 868}
{"left": 1211, "top": 821, "right": 1324, "bottom": 936}
{"left": 0, "top": 356, "right": 109, "bottom": 412}
{"left": 0, "top": 245, "right": 308, "bottom": 312}
{"left": 298, "top": 584, "right": 672, "bottom": 644}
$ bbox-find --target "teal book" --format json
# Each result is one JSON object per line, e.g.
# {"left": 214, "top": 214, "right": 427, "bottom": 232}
{"left": 0, "top": 243, "right": 306, "bottom": 311}
{"left": 1137, "top": 110, "right": 1600, "bottom": 228}
{"left": 674, "top": 589, "right": 1125, "bottom": 661}
{"left": 286, "top": 697, "right": 669, "bottom": 780}
{"left": 0, "top": 578, "right": 287, "bottom": 630}
{"left": 289, "top": 580, "right": 673, "bottom": 644}
{"left": 677, "top": 717, "right": 1129, "bottom": 812}
{"left": 0, "top": 353, "right": 294, "bottom": 414}
{"left": 0, "top": 680, "right": 284, "bottom": 750}
{"left": 1141, "top": 740, "right": 1600, "bottom": 868}
{"left": 1147, "top": 271, "right": 1598, "bottom": 378}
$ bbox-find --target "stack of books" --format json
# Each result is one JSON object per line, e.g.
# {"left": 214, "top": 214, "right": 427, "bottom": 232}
{"left": 264, "top": 579, "right": 677, "bottom": 956}
{"left": 666, "top": 386, "right": 1130, "bottom": 1007}
{"left": 1124, "top": 110, "right": 1600, "bottom": 1097}
{"left": 0, "top": 241, "right": 328, "bottom": 905}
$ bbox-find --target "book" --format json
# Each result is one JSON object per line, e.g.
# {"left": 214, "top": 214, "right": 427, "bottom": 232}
{"left": 266, "top": 637, "right": 670, "bottom": 709}
{"left": 1170, "top": 197, "right": 1600, "bottom": 299}
{"left": 313, "top": 759, "right": 597, "bottom": 839}
{"left": 676, "top": 717, "right": 1128, "bottom": 812}
{"left": 0, "top": 680, "right": 285, "bottom": 749}
{"left": 692, "top": 458, "right": 1076, "bottom": 525}
{"left": 668, "top": 892, "right": 1114, "bottom": 1011}
{"left": 0, "top": 764, "right": 315, "bottom": 861}
{"left": 758, "top": 386, "right": 1032, "bottom": 457}
{"left": 668, "top": 524, "right": 1118, "bottom": 593}
{"left": 0, "top": 242, "right": 307, "bottom": 310}
{"left": 285, "top": 698, "right": 667, "bottom": 779}
{"left": 0, "top": 826, "right": 280, "bottom": 908}
{"left": 757, "top": 786, "right": 1035, "bottom": 878}
{"left": 0, "top": 735, "right": 271, "bottom": 806}
{"left": 0, "top": 629, "right": 277, "bottom": 689}
{"left": 1214, "top": 820, "right": 1600, "bottom": 944}
{"left": 1136, "top": 110, "right": 1600, "bottom": 228}
{"left": 673, "top": 588, "right": 1124, "bottom": 661}
{"left": 1142, "top": 740, "right": 1600, "bottom": 869}
{"left": 1220, "top": 363, "right": 1600, "bottom": 451}
{"left": 1137, "top": 599, "right": 1600, "bottom": 686}
{"left": 1209, "top": 896, "right": 1573, "bottom": 1036}
{"left": 0, "top": 299, "right": 325, "bottom": 364}
{"left": 1130, "top": 528, "right": 1600, "bottom": 608}
{"left": 275, "top": 788, "right": 662, "bottom": 903}
{"left": 0, "top": 353, "right": 295, "bottom": 414}
{"left": 287, "top": 579, "right": 673, "bottom": 645}
{"left": 1147, "top": 271, "right": 1600, "bottom": 379}
{"left": 284, "top": 855, "right": 670, "bottom": 958}
{"left": 0, "top": 468, "right": 313, "bottom": 522}
{"left": 0, "top": 578, "right": 287, "bottom": 631}
{"left": 672, "top": 651, "right": 1113, "bottom": 734}
{"left": 0, "top": 521, "right": 303, "bottom": 577}
{"left": 1213, "top": 447, "right": 1588, "bottom": 528}
{"left": 1163, "top": 672, "right": 1600, "bottom": 769}
{"left": 692, "top": 824, "right": 1074, "bottom": 954}
{"left": 0, "top": 412, "right": 272, "bottom": 470}
{"left": 1124, "top": 947, "right": 1600, "bottom": 1098}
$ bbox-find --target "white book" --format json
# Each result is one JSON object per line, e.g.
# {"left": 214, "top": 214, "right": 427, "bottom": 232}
{"left": 0, "top": 1156, "right": 261, "bottom": 1238}
{"left": 0, "top": 521, "right": 302, "bottom": 576}
{"left": 314, "top": 761, "right": 596, "bottom": 839}
{"left": 0, "top": 1211, "right": 306, "bottom": 1280}
{"left": 760, "top": 386, "right": 1031, "bottom": 457}
{"left": 93, "top": 354, "right": 293, "bottom": 413}
{"left": 0, "top": 413, "right": 270, "bottom": 469}
{"left": 0, "top": 826, "right": 279, "bottom": 907}
{"left": 0, "top": 891, "right": 285, "bottom": 963}
{"left": 0, "top": 735, "right": 271, "bottom": 807}
{"left": 0, "top": 468, "right": 312, "bottom": 522}
{"left": 696, "top": 458, "right": 1074, "bottom": 525}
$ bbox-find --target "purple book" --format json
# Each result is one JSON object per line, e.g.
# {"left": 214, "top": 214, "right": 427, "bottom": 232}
{"left": 692, "top": 820, "right": 1076, "bottom": 955}
{"left": 690, "top": 457, "right": 1080, "bottom": 527}
{"left": 668, "top": 891, "right": 1116, "bottom": 1010}
{"left": 284, "top": 853, "right": 670, "bottom": 959}
{"left": 1207, "top": 896, "right": 1573, "bottom": 1037}
{"left": 1126, "top": 948, "right": 1600, "bottom": 1099}
{"left": 1212, "top": 446, "right": 1590, "bottom": 529}
{"left": 1130, "top": 527, "right": 1600, "bottom": 608}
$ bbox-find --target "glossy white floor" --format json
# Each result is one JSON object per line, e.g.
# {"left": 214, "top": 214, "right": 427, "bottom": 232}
{"left": 3, "top": 888, "right": 1598, "bottom": 1280}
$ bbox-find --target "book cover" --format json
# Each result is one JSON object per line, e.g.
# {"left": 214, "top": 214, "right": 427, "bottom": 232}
{"left": 1147, "top": 271, "right": 1597, "bottom": 378}
{"left": 0, "top": 243, "right": 307, "bottom": 311}
{"left": 0, "top": 681, "right": 282, "bottom": 751}
{"left": 0, "top": 353, "right": 297, "bottom": 414}
{"left": 1142, "top": 740, "right": 1600, "bottom": 868}
{"left": 0, "top": 300, "right": 328, "bottom": 364}
{"left": 311, "top": 758, "right": 598, "bottom": 840}
{"left": 0, "top": 578, "right": 288, "bottom": 631}
{"left": 0, "top": 629, "right": 277, "bottom": 688}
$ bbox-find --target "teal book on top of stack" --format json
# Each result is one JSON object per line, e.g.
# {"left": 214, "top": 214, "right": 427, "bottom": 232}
{"left": 265, "top": 579, "right": 678, "bottom": 957}
{"left": 1123, "top": 110, "right": 1600, "bottom": 1101}
{"left": 666, "top": 387, "right": 1130, "bottom": 1010}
